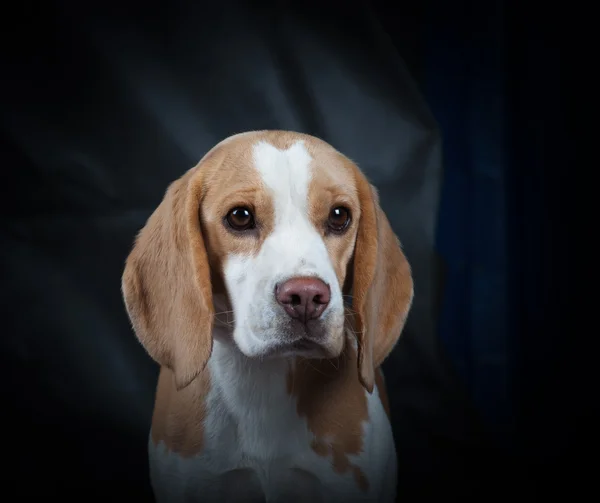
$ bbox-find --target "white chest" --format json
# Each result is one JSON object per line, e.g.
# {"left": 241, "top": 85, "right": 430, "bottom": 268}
{"left": 148, "top": 342, "right": 397, "bottom": 503}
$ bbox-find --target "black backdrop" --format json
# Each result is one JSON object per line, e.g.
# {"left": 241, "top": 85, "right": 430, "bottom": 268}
{"left": 0, "top": 1, "right": 587, "bottom": 501}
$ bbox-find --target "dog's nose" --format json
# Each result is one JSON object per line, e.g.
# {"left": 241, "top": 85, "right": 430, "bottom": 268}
{"left": 275, "top": 277, "right": 331, "bottom": 323}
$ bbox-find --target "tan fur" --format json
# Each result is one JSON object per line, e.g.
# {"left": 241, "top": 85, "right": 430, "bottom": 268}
{"left": 151, "top": 367, "right": 211, "bottom": 457}
{"left": 122, "top": 130, "right": 413, "bottom": 461}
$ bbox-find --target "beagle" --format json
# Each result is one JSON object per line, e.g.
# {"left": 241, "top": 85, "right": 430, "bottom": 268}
{"left": 122, "top": 131, "right": 413, "bottom": 503}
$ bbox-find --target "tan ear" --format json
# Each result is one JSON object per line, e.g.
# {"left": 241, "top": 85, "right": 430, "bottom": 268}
{"left": 121, "top": 168, "right": 213, "bottom": 391}
{"left": 351, "top": 175, "right": 414, "bottom": 393}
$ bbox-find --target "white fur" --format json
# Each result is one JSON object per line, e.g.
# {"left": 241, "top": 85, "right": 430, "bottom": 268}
{"left": 149, "top": 140, "right": 397, "bottom": 502}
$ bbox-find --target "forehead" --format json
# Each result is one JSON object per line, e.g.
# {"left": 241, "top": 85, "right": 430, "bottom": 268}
{"left": 202, "top": 131, "right": 357, "bottom": 196}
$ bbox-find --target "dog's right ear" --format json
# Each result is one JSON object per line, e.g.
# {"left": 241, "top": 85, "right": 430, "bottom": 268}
{"left": 121, "top": 168, "right": 214, "bottom": 391}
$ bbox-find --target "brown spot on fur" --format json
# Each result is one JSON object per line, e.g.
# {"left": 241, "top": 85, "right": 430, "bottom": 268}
{"left": 151, "top": 367, "right": 210, "bottom": 457}
{"left": 287, "top": 342, "right": 370, "bottom": 492}
{"left": 353, "top": 466, "right": 369, "bottom": 492}
{"left": 310, "top": 439, "right": 331, "bottom": 457}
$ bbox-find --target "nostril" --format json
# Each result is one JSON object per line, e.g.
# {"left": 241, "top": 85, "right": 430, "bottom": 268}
{"left": 313, "top": 294, "right": 326, "bottom": 305}
{"left": 290, "top": 294, "right": 301, "bottom": 306}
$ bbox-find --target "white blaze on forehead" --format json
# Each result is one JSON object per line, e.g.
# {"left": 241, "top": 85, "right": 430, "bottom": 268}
{"left": 249, "top": 138, "right": 337, "bottom": 287}
{"left": 252, "top": 140, "right": 313, "bottom": 223}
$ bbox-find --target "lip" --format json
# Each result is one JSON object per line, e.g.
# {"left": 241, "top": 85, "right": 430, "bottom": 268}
{"left": 263, "top": 339, "right": 326, "bottom": 359}
{"left": 291, "top": 339, "right": 322, "bottom": 351}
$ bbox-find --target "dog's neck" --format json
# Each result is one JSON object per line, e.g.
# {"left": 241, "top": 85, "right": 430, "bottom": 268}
{"left": 208, "top": 329, "right": 299, "bottom": 444}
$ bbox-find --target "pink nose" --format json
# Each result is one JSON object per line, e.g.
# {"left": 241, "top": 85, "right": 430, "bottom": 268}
{"left": 275, "top": 277, "right": 331, "bottom": 323}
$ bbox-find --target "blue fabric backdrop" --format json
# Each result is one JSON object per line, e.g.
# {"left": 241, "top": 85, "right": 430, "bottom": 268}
{"left": 426, "top": 0, "right": 512, "bottom": 442}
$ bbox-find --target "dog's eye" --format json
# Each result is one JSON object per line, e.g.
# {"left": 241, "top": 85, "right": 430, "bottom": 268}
{"left": 226, "top": 207, "right": 255, "bottom": 231}
{"left": 327, "top": 206, "right": 351, "bottom": 233}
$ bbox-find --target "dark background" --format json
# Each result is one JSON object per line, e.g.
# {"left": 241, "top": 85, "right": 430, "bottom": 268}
{"left": 1, "top": 0, "right": 588, "bottom": 501}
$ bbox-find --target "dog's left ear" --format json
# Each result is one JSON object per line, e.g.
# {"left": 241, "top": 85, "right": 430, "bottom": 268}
{"left": 351, "top": 173, "right": 414, "bottom": 393}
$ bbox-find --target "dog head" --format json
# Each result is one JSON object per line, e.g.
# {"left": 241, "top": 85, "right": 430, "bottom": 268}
{"left": 122, "top": 131, "right": 413, "bottom": 391}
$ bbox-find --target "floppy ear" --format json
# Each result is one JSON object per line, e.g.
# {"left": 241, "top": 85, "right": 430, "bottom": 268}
{"left": 351, "top": 174, "right": 414, "bottom": 393}
{"left": 121, "top": 168, "right": 213, "bottom": 391}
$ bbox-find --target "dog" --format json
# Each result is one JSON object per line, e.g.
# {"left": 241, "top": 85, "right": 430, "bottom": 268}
{"left": 122, "top": 130, "right": 413, "bottom": 503}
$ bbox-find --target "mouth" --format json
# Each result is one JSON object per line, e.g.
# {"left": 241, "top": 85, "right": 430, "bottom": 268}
{"left": 291, "top": 339, "right": 323, "bottom": 352}
{"left": 263, "top": 338, "right": 328, "bottom": 359}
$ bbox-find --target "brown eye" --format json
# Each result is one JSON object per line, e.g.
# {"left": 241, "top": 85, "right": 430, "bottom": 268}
{"left": 328, "top": 206, "right": 351, "bottom": 233}
{"left": 226, "top": 207, "right": 255, "bottom": 231}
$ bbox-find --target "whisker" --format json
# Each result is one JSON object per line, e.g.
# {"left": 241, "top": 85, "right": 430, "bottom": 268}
{"left": 213, "top": 308, "right": 236, "bottom": 328}
{"left": 346, "top": 325, "right": 365, "bottom": 337}
{"left": 289, "top": 361, "right": 296, "bottom": 396}
{"left": 344, "top": 324, "right": 365, "bottom": 339}
{"left": 301, "top": 359, "right": 311, "bottom": 380}
{"left": 213, "top": 318, "right": 235, "bottom": 328}
{"left": 331, "top": 418, "right": 345, "bottom": 429}
{"left": 306, "top": 361, "right": 330, "bottom": 378}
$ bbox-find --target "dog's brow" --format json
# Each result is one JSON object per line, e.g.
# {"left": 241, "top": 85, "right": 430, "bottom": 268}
{"left": 219, "top": 186, "right": 260, "bottom": 201}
